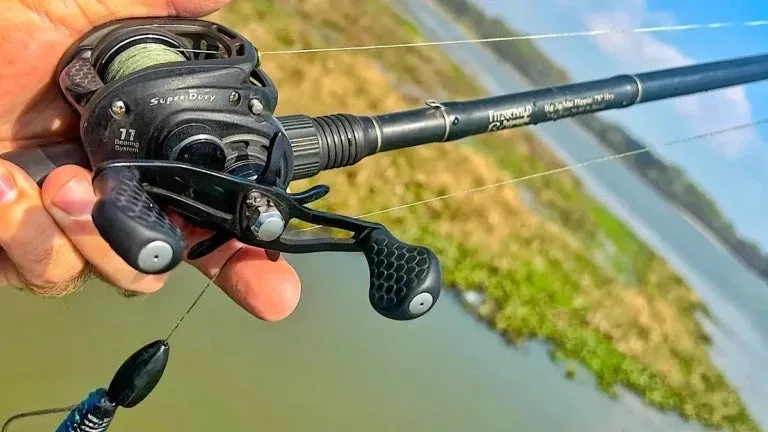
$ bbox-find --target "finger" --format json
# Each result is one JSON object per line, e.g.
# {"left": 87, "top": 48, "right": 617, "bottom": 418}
{"left": 41, "top": 165, "right": 169, "bottom": 294}
{"left": 194, "top": 241, "right": 302, "bottom": 322}
{"left": 0, "top": 252, "right": 94, "bottom": 295}
{"left": 0, "top": 253, "right": 21, "bottom": 288}
{"left": 0, "top": 160, "right": 87, "bottom": 295}
{"left": 170, "top": 212, "right": 302, "bottom": 322}
{"left": 165, "top": 0, "right": 233, "bottom": 17}
{"left": 24, "top": 1, "right": 233, "bottom": 37}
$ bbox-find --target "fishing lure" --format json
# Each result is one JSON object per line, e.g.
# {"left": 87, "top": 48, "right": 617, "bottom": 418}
{"left": 56, "top": 340, "right": 168, "bottom": 432}
{"left": 3, "top": 17, "right": 768, "bottom": 431}
{"left": 2, "top": 340, "right": 168, "bottom": 432}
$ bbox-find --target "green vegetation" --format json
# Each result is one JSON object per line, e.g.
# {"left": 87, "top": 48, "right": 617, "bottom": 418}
{"left": 214, "top": 0, "right": 758, "bottom": 430}
{"left": 434, "top": 0, "right": 768, "bottom": 282}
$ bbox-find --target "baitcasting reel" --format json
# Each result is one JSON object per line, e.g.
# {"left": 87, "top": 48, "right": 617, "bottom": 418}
{"left": 40, "top": 18, "right": 441, "bottom": 321}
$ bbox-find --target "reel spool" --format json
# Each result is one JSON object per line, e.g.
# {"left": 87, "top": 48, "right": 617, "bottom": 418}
{"left": 100, "top": 42, "right": 187, "bottom": 83}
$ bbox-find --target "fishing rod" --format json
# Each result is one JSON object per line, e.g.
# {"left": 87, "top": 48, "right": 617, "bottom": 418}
{"left": 2, "top": 17, "right": 768, "bottom": 431}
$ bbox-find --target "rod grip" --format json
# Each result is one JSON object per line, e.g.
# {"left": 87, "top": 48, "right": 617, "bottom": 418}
{"left": 92, "top": 166, "right": 185, "bottom": 274}
{"left": 0, "top": 142, "right": 90, "bottom": 186}
{"left": 359, "top": 228, "right": 441, "bottom": 320}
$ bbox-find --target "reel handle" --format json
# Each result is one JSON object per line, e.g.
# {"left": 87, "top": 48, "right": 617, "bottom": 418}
{"left": 92, "top": 166, "right": 185, "bottom": 274}
{"left": 358, "top": 228, "right": 441, "bottom": 320}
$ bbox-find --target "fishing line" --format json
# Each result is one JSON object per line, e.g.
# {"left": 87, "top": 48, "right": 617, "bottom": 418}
{"left": 102, "top": 44, "right": 221, "bottom": 82}
{"left": 0, "top": 245, "right": 246, "bottom": 430}
{"left": 1, "top": 406, "right": 77, "bottom": 432}
{"left": 104, "top": 43, "right": 186, "bottom": 83}
{"left": 165, "top": 244, "right": 246, "bottom": 342}
{"left": 299, "top": 117, "right": 768, "bottom": 232}
{"left": 165, "top": 282, "right": 211, "bottom": 341}
{"left": 261, "top": 20, "right": 768, "bottom": 55}
{"left": 174, "top": 48, "right": 220, "bottom": 54}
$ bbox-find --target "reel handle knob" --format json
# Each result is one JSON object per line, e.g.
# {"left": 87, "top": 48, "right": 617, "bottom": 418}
{"left": 92, "top": 166, "right": 185, "bottom": 274}
{"left": 358, "top": 228, "right": 442, "bottom": 320}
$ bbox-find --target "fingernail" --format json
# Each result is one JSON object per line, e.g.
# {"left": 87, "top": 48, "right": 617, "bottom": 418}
{"left": 0, "top": 166, "right": 17, "bottom": 205}
{"left": 52, "top": 175, "right": 94, "bottom": 218}
{"left": 265, "top": 250, "right": 281, "bottom": 262}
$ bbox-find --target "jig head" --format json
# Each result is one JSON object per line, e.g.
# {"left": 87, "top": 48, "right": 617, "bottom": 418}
{"left": 55, "top": 340, "right": 169, "bottom": 432}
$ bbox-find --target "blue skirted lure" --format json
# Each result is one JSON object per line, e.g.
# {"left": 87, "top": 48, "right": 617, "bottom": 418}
{"left": 56, "top": 389, "right": 116, "bottom": 432}
{"left": 55, "top": 340, "right": 170, "bottom": 432}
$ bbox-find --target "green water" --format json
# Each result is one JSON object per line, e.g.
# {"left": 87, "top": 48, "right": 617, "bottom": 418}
{"left": 1, "top": 252, "right": 703, "bottom": 432}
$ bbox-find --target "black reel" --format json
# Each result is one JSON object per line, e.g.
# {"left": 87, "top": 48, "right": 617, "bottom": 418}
{"left": 55, "top": 18, "right": 441, "bottom": 321}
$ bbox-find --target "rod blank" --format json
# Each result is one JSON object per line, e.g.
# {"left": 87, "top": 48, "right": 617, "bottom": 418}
{"left": 636, "top": 53, "right": 768, "bottom": 103}
{"left": 371, "top": 52, "right": 768, "bottom": 153}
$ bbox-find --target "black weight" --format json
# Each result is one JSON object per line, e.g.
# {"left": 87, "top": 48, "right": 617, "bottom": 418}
{"left": 107, "top": 339, "right": 170, "bottom": 408}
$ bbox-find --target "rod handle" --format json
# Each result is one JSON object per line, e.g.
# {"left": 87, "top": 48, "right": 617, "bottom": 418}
{"left": 92, "top": 166, "right": 185, "bottom": 274}
{"left": 0, "top": 142, "right": 90, "bottom": 186}
{"left": 359, "top": 228, "right": 441, "bottom": 320}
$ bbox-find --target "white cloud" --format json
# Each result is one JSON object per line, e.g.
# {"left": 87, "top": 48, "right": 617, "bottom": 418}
{"left": 580, "top": 2, "right": 758, "bottom": 159}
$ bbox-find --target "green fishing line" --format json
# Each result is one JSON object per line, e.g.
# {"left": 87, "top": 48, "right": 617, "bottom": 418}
{"left": 104, "top": 43, "right": 186, "bottom": 82}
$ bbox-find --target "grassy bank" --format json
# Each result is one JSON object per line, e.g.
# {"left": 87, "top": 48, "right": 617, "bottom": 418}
{"left": 213, "top": 1, "right": 757, "bottom": 430}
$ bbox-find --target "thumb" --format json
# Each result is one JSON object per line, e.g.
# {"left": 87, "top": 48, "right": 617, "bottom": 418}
{"left": 163, "top": 0, "right": 233, "bottom": 17}
{"left": 88, "top": 0, "right": 233, "bottom": 21}
{"left": 26, "top": 1, "right": 233, "bottom": 37}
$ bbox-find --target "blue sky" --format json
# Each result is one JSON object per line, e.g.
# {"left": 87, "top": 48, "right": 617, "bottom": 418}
{"left": 474, "top": 0, "right": 768, "bottom": 248}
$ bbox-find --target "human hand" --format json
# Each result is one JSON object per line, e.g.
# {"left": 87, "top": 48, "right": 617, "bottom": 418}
{"left": 0, "top": 0, "right": 301, "bottom": 321}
